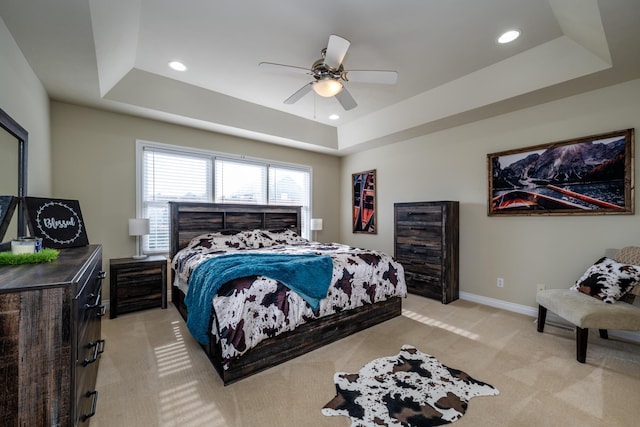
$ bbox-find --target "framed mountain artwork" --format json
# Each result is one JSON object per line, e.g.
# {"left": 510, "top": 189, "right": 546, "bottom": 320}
{"left": 487, "top": 128, "right": 634, "bottom": 216}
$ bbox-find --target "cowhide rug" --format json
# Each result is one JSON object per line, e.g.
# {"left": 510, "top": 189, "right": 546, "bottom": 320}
{"left": 322, "top": 345, "right": 499, "bottom": 427}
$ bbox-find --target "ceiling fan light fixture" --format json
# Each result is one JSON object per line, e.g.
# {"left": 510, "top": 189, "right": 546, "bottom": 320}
{"left": 313, "top": 78, "right": 343, "bottom": 97}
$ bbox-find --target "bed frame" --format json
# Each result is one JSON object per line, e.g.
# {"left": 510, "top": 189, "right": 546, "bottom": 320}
{"left": 169, "top": 201, "right": 402, "bottom": 385}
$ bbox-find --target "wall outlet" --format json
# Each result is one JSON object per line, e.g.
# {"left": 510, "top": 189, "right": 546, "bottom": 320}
{"left": 536, "top": 283, "right": 546, "bottom": 292}
{"left": 497, "top": 277, "right": 504, "bottom": 288}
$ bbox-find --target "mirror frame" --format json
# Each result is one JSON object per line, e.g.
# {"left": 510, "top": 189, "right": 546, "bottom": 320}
{"left": 0, "top": 107, "right": 28, "bottom": 240}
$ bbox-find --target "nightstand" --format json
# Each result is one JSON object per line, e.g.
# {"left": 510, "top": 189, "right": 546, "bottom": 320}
{"left": 109, "top": 255, "right": 167, "bottom": 318}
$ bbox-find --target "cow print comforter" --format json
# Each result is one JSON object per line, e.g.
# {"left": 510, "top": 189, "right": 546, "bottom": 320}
{"left": 172, "top": 230, "right": 407, "bottom": 370}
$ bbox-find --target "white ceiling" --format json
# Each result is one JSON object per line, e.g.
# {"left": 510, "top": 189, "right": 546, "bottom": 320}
{"left": 1, "top": 0, "right": 639, "bottom": 155}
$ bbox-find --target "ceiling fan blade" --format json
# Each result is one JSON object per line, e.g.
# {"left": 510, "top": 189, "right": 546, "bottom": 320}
{"left": 344, "top": 70, "right": 398, "bottom": 85}
{"left": 324, "top": 35, "right": 350, "bottom": 70}
{"left": 259, "top": 62, "right": 310, "bottom": 75}
{"left": 284, "top": 82, "right": 313, "bottom": 104}
{"left": 335, "top": 87, "right": 357, "bottom": 111}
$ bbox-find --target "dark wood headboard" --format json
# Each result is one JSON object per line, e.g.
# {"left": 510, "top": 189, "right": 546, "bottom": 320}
{"left": 169, "top": 202, "right": 301, "bottom": 259}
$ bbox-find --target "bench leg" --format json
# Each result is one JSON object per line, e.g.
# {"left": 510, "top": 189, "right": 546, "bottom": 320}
{"left": 537, "top": 305, "right": 547, "bottom": 333}
{"left": 599, "top": 329, "right": 609, "bottom": 339}
{"left": 576, "top": 327, "right": 588, "bottom": 363}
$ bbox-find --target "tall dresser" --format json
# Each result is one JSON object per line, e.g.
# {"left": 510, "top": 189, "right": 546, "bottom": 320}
{"left": 0, "top": 245, "right": 105, "bottom": 426}
{"left": 394, "top": 201, "right": 459, "bottom": 303}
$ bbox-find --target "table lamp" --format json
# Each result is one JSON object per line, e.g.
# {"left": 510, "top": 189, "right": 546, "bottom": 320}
{"left": 310, "top": 218, "right": 323, "bottom": 242}
{"left": 129, "top": 218, "right": 150, "bottom": 259}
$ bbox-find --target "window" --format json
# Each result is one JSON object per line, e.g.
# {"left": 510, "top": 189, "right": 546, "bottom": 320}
{"left": 137, "top": 141, "right": 312, "bottom": 253}
{"left": 215, "top": 158, "right": 267, "bottom": 204}
{"left": 268, "top": 166, "right": 310, "bottom": 232}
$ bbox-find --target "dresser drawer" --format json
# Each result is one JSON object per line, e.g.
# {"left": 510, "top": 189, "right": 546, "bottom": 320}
{"left": 77, "top": 281, "right": 104, "bottom": 363}
{"left": 395, "top": 206, "right": 444, "bottom": 244}
{"left": 75, "top": 254, "right": 105, "bottom": 360}
{"left": 395, "top": 205, "right": 443, "bottom": 223}
{"left": 404, "top": 271, "right": 443, "bottom": 299}
{"left": 395, "top": 226, "right": 443, "bottom": 244}
{"left": 75, "top": 310, "right": 102, "bottom": 426}
{"left": 395, "top": 242, "right": 442, "bottom": 266}
{"left": 400, "top": 258, "right": 443, "bottom": 277}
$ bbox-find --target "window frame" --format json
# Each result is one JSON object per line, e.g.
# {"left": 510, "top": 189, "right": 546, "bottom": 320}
{"left": 136, "top": 140, "right": 313, "bottom": 255}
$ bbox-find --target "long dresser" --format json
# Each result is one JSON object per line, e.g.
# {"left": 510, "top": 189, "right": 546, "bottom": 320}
{"left": 0, "top": 244, "right": 105, "bottom": 426}
{"left": 394, "top": 201, "right": 459, "bottom": 303}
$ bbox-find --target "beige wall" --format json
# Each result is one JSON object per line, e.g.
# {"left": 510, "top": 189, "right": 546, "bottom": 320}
{"left": 50, "top": 102, "right": 341, "bottom": 299}
{"left": 0, "top": 17, "right": 51, "bottom": 200}
{"left": 341, "top": 78, "right": 640, "bottom": 310}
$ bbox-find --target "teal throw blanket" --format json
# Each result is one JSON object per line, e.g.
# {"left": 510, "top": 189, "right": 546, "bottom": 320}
{"left": 185, "top": 253, "right": 333, "bottom": 345}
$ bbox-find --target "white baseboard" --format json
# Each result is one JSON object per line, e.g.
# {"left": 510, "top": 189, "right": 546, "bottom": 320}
{"left": 459, "top": 291, "right": 640, "bottom": 344}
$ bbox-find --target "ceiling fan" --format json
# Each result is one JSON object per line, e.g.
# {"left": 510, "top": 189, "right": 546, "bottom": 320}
{"left": 259, "top": 35, "right": 398, "bottom": 111}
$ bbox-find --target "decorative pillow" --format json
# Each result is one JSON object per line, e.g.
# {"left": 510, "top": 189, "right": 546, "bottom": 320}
{"left": 570, "top": 257, "right": 640, "bottom": 303}
{"left": 266, "top": 228, "right": 308, "bottom": 245}
{"left": 237, "top": 230, "right": 271, "bottom": 248}
{"left": 186, "top": 232, "right": 246, "bottom": 250}
{"left": 240, "top": 228, "right": 308, "bottom": 248}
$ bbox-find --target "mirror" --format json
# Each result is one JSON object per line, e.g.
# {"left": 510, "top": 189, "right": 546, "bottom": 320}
{"left": 0, "top": 107, "right": 28, "bottom": 246}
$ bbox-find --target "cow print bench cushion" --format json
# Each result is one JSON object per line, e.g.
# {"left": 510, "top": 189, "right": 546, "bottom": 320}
{"left": 571, "top": 257, "right": 640, "bottom": 303}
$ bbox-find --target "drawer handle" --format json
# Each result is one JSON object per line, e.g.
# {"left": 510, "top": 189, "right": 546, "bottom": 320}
{"left": 408, "top": 211, "right": 427, "bottom": 216}
{"left": 410, "top": 227, "right": 427, "bottom": 230}
{"left": 83, "top": 339, "right": 106, "bottom": 366}
{"left": 84, "top": 293, "right": 101, "bottom": 310}
{"left": 81, "top": 390, "right": 99, "bottom": 421}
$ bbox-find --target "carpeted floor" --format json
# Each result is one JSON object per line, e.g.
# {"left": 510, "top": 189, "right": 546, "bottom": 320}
{"left": 91, "top": 294, "right": 640, "bottom": 427}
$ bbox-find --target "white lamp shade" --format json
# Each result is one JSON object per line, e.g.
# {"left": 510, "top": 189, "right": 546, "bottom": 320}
{"left": 310, "top": 218, "right": 323, "bottom": 231}
{"left": 128, "top": 218, "right": 150, "bottom": 236}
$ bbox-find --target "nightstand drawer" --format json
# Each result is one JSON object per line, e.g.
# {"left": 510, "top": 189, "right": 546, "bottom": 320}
{"left": 114, "top": 265, "right": 164, "bottom": 286}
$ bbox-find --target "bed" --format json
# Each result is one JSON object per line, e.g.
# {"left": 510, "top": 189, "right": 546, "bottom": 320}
{"left": 169, "top": 202, "right": 406, "bottom": 385}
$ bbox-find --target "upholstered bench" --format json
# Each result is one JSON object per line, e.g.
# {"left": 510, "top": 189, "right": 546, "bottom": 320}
{"left": 536, "top": 246, "right": 640, "bottom": 363}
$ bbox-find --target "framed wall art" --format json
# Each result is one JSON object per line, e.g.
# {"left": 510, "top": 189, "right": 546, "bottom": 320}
{"left": 25, "top": 197, "right": 90, "bottom": 248}
{"left": 487, "top": 128, "right": 634, "bottom": 216}
{"left": 352, "top": 169, "right": 377, "bottom": 233}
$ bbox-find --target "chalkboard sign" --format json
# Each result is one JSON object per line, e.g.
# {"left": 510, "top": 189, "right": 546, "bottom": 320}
{"left": 0, "top": 196, "right": 17, "bottom": 242}
{"left": 25, "top": 197, "right": 89, "bottom": 248}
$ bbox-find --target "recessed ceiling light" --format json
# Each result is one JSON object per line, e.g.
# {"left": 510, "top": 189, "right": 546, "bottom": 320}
{"left": 169, "top": 61, "right": 187, "bottom": 71}
{"left": 498, "top": 30, "right": 520, "bottom": 44}
{"left": 329, "top": 114, "right": 340, "bottom": 120}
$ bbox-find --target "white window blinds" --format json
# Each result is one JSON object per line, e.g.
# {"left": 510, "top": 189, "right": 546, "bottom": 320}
{"left": 138, "top": 142, "right": 311, "bottom": 254}
{"left": 269, "top": 166, "right": 310, "bottom": 231}
{"left": 141, "top": 147, "right": 212, "bottom": 252}
{"left": 214, "top": 158, "right": 267, "bottom": 204}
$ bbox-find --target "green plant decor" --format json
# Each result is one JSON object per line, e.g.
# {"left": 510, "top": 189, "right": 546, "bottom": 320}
{"left": 0, "top": 248, "right": 60, "bottom": 265}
